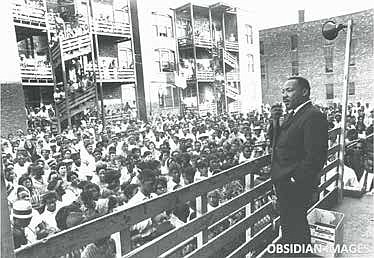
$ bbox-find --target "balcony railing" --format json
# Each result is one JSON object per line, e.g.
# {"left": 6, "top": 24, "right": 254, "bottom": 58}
{"left": 178, "top": 36, "right": 212, "bottom": 48}
{"left": 92, "top": 19, "right": 131, "bottom": 37}
{"left": 218, "top": 41, "right": 239, "bottom": 52}
{"left": 57, "top": 84, "right": 96, "bottom": 118}
{"left": 86, "top": 65, "right": 135, "bottom": 82}
{"left": 12, "top": 2, "right": 46, "bottom": 28}
{"left": 187, "top": 70, "right": 215, "bottom": 81}
{"left": 20, "top": 64, "right": 53, "bottom": 86}
{"left": 50, "top": 42, "right": 61, "bottom": 68}
{"left": 226, "top": 86, "right": 240, "bottom": 100}
{"left": 226, "top": 72, "right": 240, "bottom": 81}
{"left": 14, "top": 128, "right": 354, "bottom": 258}
{"left": 223, "top": 49, "right": 238, "bottom": 69}
{"left": 199, "top": 102, "right": 216, "bottom": 115}
{"left": 194, "top": 36, "right": 212, "bottom": 48}
{"left": 60, "top": 34, "right": 92, "bottom": 61}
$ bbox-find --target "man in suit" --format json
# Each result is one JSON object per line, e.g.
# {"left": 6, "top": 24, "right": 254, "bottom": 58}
{"left": 269, "top": 77, "right": 328, "bottom": 253}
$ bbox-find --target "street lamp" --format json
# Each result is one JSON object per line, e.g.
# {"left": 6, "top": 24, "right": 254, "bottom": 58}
{"left": 322, "top": 21, "right": 347, "bottom": 40}
{"left": 322, "top": 19, "right": 353, "bottom": 202}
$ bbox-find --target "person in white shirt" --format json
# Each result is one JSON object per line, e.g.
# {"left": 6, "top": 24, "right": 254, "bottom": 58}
{"left": 207, "top": 190, "right": 221, "bottom": 212}
{"left": 126, "top": 169, "right": 159, "bottom": 245}
{"left": 39, "top": 191, "right": 62, "bottom": 233}
{"left": 238, "top": 145, "right": 252, "bottom": 164}
{"left": 14, "top": 153, "right": 31, "bottom": 179}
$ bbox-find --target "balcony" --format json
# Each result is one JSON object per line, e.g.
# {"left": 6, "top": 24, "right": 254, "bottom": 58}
{"left": 86, "top": 65, "right": 135, "bottom": 82}
{"left": 178, "top": 36, "right": 212, "bottom": 49}
{"left": 20, "top": 64, "right": 53, "bottom": 86}
{"left": 49, "top": 34, "right": 92, "bottom": 66}
{"left": 60, "top": 34, "right": 92, "bottom": 61}
{"left": 92, "top": 19, "right": 131, "bottom": 38}
{"left": 12, "top": 2, "right": 46, "bottom": 29}
{"left": 226, "top": 87, "right": 239, "bottom": 101}
{"left": 50, "top": 42, "right": 61, "bottom": 68}
{"left": 225, "top": 41, "right": 239, "bottom": 52}
{"left": 57, "top": 83, "right": 97, "bottom": 119}
{"left": 219, "top": 40, "right": 239, "bottom": 52}
{"left": 226, "top": 72, "right": 240, "bottom": 81}
{"left": 199, "top": 102, "right": 216, "bottom": 115}
{"left": 187, "top": 70, "right": 215, "bottom": 81}
{"left": 223, "top": 49, "right": 238, "bottom": 69}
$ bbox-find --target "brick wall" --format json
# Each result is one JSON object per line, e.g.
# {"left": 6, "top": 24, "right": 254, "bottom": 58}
{"left": 260, "top": 9, "right": 374, "bottom": 106}
{"left": 1, "top": 82, "right": 27, "bottom": 137}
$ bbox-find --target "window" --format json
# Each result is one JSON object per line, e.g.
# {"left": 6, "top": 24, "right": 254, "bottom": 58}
{"left": 350, "top": 39, "right": 357, "bottom": 66}
{"left": 290, "top": 35, "right": 298, "bottom": 50}
{"left": 349, "top": 82, "right": 355, "bottom": 95}
{"left": 183, "top": 86, "right": 197, "bottom": 98}
{"left": 260, "top": 41, "right": 264, "bottom": 55}
{"left": 118, "top": 47, "right": 133, "bottom": 68}
{"left": 152, "top": 13, "right": 173, "bottom": 38}
{"left": 326, "top": 84, "right": 334, "bottom": 99}
{"left": 324, "top": 45, "right": 334, "bottom": 73}
{"left": 159, "top": 86, "right": 173, "bottom": 107}
{"left": 247, "top": 54, "right": 254, "bottom": 72}
{"left": 154, "top": 49, "right": 175, "bottom": 72}
{"left": 245, "top": 25, "right": 253, "bottom": 44}
{"left": 291, "top": 61, "right": 299, "bottom": 76}
{"left": 260, "top": 64, "right": 266, "bottom": 79}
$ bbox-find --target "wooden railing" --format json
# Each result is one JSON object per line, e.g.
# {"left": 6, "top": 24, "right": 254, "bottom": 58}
{"left": 226, "top": 72, "right": 240, "bottom": 82}
{"left": 12, "top": 2, "right": 46, "bottom": 28}
{"left": 50, "top": 43, "right": 61, "bottom": 68}
{"left": 57, "top": 84, "right": 96, "bottom": 117}
{"left": 86, "top": 65, "right": 135, "bottom": 82}
{"left": 60, "top": 34, "right": 92, "bottom": 61}
{"left": 178, "top": 37, "right": 193, "bottom": 47}
{"left": 14, "top": 128, "right": 353, "bottom": 258}
{"left": 92, "top": 19, "right": 131, "bottom": 37}
{"left": 224, "top": 41, "right": 239, "bottom": 52}
{"left": 226, "top": 83, "right": 240, "bottom": 100}
{"left": 186, "top": 70, "right": 214, "bottom": 81}
{"left": 178, "top": 36, "right": 212, "bottom": 48}
{"left": 194, "top": 36, "right": 212, "bottom": 48}
{"left": 20, "top": 65, "right": 53, "bottom": 85}
{"left": 223, "top": 49, "right": 238, "bottom": 68}
{"left": 199, "top": 102, "right": 217, "bottom": 115}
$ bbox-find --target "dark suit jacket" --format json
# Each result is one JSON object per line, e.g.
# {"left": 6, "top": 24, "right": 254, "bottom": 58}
{"left": 269, "top": 102, "right": 328, "bottom": 189}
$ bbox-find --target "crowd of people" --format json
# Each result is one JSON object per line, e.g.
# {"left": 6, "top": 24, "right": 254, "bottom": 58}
{"left": 2, "top": 101, "right": 373, "bottom": 257}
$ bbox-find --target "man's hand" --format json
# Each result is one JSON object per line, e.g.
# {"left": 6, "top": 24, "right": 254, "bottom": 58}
{"left": 270, "top": 103, "right": 283, "bottom": 122}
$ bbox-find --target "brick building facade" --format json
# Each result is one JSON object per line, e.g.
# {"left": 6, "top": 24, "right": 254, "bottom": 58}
{"left": 1, "top": 1, "right": 27, "bottom": 137}
{"left": 260, "top": 9, "right": 374, "bottom": 106}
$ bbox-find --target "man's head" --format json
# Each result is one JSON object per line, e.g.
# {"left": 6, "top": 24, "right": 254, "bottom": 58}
{"left": 43, "top": 191, "right": 58, "bottom": 212}
{"left": 12, "top": 200, "right": 33, "bottom": 228}
{"left": 138, "top": 169, "right": 156, "bottom": 195}
{"left": 282, "top": 77, "right": 310, "bottom": 110}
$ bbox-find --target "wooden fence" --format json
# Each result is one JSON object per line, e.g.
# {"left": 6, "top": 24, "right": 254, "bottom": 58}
{"left": 14, "top": 128, "right": 372, "bottom": 258}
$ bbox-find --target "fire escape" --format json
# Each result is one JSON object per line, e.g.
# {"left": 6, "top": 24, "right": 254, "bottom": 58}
{"left": 50, "top": 33, "right": 97, "bottom": 127}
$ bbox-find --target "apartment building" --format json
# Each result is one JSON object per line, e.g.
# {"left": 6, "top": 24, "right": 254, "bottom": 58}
{"left": 260, "top": 9, "right": 374, "bottom": 106}
{"left": 12, "top": 0, "right": 136, "bottom": 127}
{"left": 9, "top": 0, "right": 262, "bottom": 126}
{"left": 175, "top": 2, "right": 262, "bottom": 115}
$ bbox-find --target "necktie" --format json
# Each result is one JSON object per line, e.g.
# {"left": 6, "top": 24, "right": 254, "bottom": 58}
{"left": 283, "top": 110, "right": 294, "bottom": 125}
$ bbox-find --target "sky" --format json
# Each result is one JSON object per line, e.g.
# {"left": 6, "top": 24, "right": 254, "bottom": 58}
{"left": 149, "top": 0, "right": 373, "bottom": 29}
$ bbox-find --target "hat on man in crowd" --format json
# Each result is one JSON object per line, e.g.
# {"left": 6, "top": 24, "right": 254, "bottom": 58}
{"left": 12, "top": 200, "right": 33, "bottom": 219}
{"left": 47, "top": 158, "right": 57, "bottom": 168}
